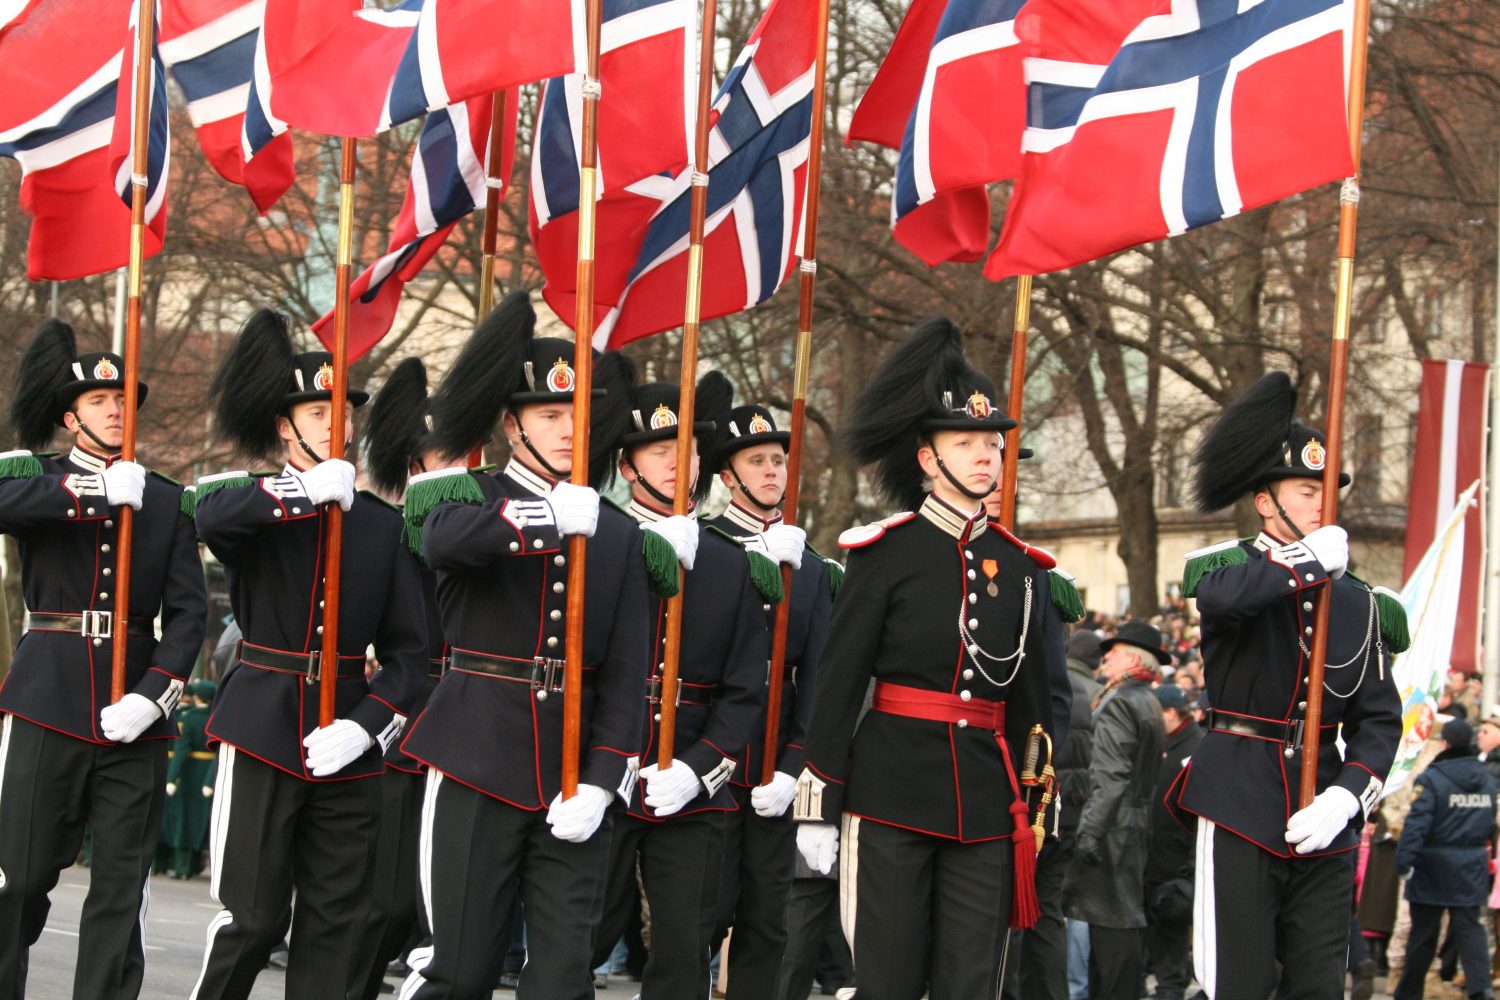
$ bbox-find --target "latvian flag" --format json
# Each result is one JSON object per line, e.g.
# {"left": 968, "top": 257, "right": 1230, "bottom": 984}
{"left": 1403, "top": 359, "right": 1491, "bottom": 675}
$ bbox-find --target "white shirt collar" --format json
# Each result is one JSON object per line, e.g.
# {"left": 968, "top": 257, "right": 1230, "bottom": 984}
{"left": 919, "top": 493, "right": 984, "bottom": 541}
{"left": 68, "top": 445, "right": 115, "bottom": 474}
{"left": 721, "top": 501, "right": 782, "bottom": 535}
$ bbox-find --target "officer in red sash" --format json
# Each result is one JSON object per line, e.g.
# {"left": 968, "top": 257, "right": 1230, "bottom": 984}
{"left": 793, "top": 318, "right": 1073, "bottom": 1000}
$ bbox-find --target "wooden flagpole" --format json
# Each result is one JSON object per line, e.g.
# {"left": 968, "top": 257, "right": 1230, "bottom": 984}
{"left": 478, "top": 90, "right": 510, "bottom": 318}
{"left": 562, "top": 0, "right": 606, "bottom": 799}
{"left": 318, "top": 137, "right": 358, "bottom": 729}
{"left": 761, "top": 0, "right": 831, "bottom": 786}
{"left": 997, "top": 274, "right": 1033, "bottom": 530}
{"left": 111, "top": 0, "right": 159, "bottom": 703}
{"left": 657, "top": 0, "right": 720, "bottom": 770}
{"left": 1299, "top": 0, "right": 1372, "bottom": 807}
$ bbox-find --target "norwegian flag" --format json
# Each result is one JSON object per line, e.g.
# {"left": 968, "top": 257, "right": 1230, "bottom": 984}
{"left": 582, "top": 0, "right": 820, "bottom": 347}
{"left": 159, "top": 0, "right": 294, "bottom": 213}
{"left": 310, "top": 92, "right": 517, "bottom": 362}
{"left": 1, "top": 0, "right": 41, "bottom": 33}
{"left": 986, "top": 0, "right": 1356, "bottom": 279}
{"left": 109, "top": 0, "right": 171, "bottom": 228}
{"left": 529, "top": 0, "right": 696, "bottom": 328}
{"left": 0, "top": 0, "right": 165, "bottom": 280}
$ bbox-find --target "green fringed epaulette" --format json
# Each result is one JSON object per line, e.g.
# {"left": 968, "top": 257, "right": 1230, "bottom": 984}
{"left": 703, "top": 525, "right": 785, "bottom": 604}
{"left": 806, "top": 544, "right": 844, "bottom": 600}
{"left": 642, "top": 528, "right": 682, "bottom": 599}
{"left": 357, "top": 489, "right": 400, "bottom": 513}
{"left": 179, "top": 485, "right": 197, "bottom": 519}
{"left": 1181, "top": 538, "right": 1252, "bottom": 598}
{"left": 0, "top": 450, "right": 43, "bottom": 481}
{"left": 148, "top": 470, "right": 181, "bottom": 487}
{"left": 192, "top": 470, "right": 254, "bottom": 504}
{"left": 402, "top": 469, "right": 487, "bottom": 558}
{"left": 1048, "top": 569, "right": 1085, "bottom": 623}
{"left": 1347, "top": 574, "right": 1411, "bottom": 655}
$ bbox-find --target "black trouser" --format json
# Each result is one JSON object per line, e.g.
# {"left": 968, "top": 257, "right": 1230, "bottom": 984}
{"left": 352, "top": 767, "right": 425, "bottom": 1000}
{"left": 1143, "top": 888, "right": 1191, "bottom": 1000}
{"left": 1193, "top": 819, "right": 1353, "bottom": 1000}
{"left": 841, "top": 814, "right": 1011, "bottom": 1000}
{"left": 777, "top": 876, "right": 854, "bottom": 1000}
{"left": 190, "top": 745, "right": 382, "bottom": 1000}
{"left": 594, "top": 810, "right": 727, "bottom": 1000}
{"left": 1088, "top": 925, "right": 1144, "bottom": 1000}
{"left": 0, "top": 715, "right": 167, "bottom": 1000}
{"left": 1002, "top": 828, "right": 1073, "bottom": 1000}
{"left": 713, "top": 784, "right": 796, "bottom": 1000}
{"left": 399, "top": 770, "right": 613, "bottom": 1000}
{"left": 1394, "top": 904, "right": 1493, "bottom": 1000}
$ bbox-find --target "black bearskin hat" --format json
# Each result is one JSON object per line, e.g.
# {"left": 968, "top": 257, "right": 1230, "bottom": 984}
{"left": 428, "top": 291, "right": 537, "bottom": 460}
{"left": 841, "top": 317, "right": 1015, "bottom": 510}
{"left": 1190, "top": 371, "right": 1349, "bottom": 514}
{"left": 10, "top": 319, "right": 148, "bottom": 451}
{"left": 363, "top": 357, "right": 432, "bottom": 497}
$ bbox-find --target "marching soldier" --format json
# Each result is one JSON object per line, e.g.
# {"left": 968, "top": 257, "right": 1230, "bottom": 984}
{"left": 0, "top": 320, "right": 207, "bottom": 1000}
{"left": 1171, "top": 371, "right": 1403, "bottom": 999}
{"left": 393, "top": 294, "right": 650, "bottom": 1000}
{"left": 792, "top": 318, "right": 1074, "bottom": 1000}
{"left": 189, "top": 310, "right": 428, "bottom": 1000}
{"left": 349, "top": 358, "right": 451, "bottom": 1000}
{"left": 590, "top": 362, "right": 770, "bottom": 1000}
{"left": 703, "top": 391, "right": 833, "bottom": 1000}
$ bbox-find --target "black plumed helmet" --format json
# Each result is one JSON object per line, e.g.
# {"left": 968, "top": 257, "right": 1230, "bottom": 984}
{"left": 11, "top": 319, "right": 78, "bottom": 451}
{"left": 428, "top": 291, "right": 536, "bottom": 460}
{"left": 1190, "top": 371, "right": 1348, "bottom": 514}
{"left": 842, "top": 317, "right": 1014, "bottom": 510}
{"left": 590, "top": 351, "right": 638, "bottom": 489}
{"left": 363, "top": 358, "right": 431, "bottom": 497}
{"left": 208, "top": 309, "right": 298, "bottom": 463}
{"left": 693, "top": 371, "right": 734, "bottom": 504}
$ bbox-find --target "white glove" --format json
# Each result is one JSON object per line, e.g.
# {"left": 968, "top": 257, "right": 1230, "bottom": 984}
{"left": 640, "top": 760, "right": 702, "bottom": 817}
{"left": 548, "top": 482, "right": 600, "bottom": 538}
{"left": 99, "top": 692, "right": 161, "bottom": 742}
{"left": 298, "top": 459, "right": 356, "bottom": 512}
{"left": 1285, "top": 785, "right": 1359, "bottom": 855}
{"left": 164, "top": 782, "right": 178, "bottom": 797}
{"left": 751, "top": 770, "right": 798, "bottom": 818}
{"left": 545, "top": 783, "right": 612, "bottom": 843}
{"left": 642, "top": 515, "right": 700, "bottom": 571}
{"left": 797, "top": 822, "right": 839, "bottom": 874}
{"left": 102, "top": 460, "right": 145, "bottom": 510}
{"left": 747, "top": 524, "right": 806, "bottom": 569}
{"left": 303, "top": 719, "right": 374, "bottom": 776}
{"left": 1302, "top": 525, "right": 1348, "bottom": 579}
{"left": 202, "top": 785, "right": 213, "bottom": 798}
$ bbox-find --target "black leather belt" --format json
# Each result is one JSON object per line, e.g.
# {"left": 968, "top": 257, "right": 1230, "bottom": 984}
{"left": 28, "top": 611, "right": 153, "bottom": 639}
{"left": 646, "top": 675, "right": 710, "bottom": 708}
{"left": 1204, "top": 708, "right": 1336, "bottom": 756}
{"left": 237, "top": 640, "right": 365, "bottom": 684}
{"left": 449, "top": 650, "right": 589, "bottom": 698}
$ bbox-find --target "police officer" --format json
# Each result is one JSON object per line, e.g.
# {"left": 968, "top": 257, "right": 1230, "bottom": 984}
{"left": 1394, "top": 718, "right": 1497, "bottom": 1000}
{"left": 704, "top": 392, "right": 833, "bottom": 1000}
{"left": 394, "top": 294, "right": 650, "bottom": 1000}
{"left": 349, "top": 358, "right": 452, "bottom": 1000}
{"left": 0, "top": 319, "right": 207, "bottom": 1000}
{"left": 1172, "top": 372, "right": 1404, "bottom": 1000}
{"left": 590, "top": 362, "right": 769, "bottom": 1000}
{"left": 190, "top": 310, "right": 428, "bottom": 1000}
{"left": 793, "top": 318, "right": 1074, "bottom": 1000}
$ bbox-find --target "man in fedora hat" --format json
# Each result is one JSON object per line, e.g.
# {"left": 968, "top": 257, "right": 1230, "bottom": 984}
{"left": 189, "top": 310, "right": 428, "bottom": 1000}
{"left": 1064, "top": 621, "right": 1167, "bottom": 1000}
{"left": 0, "top": 319, "right": 206, "bottom": 999}
{"left": 1170, "top": 372, "right": 1403, "bottom": 999}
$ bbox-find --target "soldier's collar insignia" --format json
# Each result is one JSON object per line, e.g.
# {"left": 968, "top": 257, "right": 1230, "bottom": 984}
{"left": 920, "top": 494, "right": 984, "bottom": 540}
{"left": 504, "top": 457, "right": 555, "bottom": 497}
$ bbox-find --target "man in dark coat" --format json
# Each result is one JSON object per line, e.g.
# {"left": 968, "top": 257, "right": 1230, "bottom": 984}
{"left": 162, "top": 680, "right": 218, "bottom": 879}
{"left": 1065, "top": 620, "right": 1167, "bottom": 1000}
{"left": 1394, "top": 719, "right": 1497, "bottom": 1000}
{"left": 1144, "top": 684, "right": 1203, "bottom": 1000}
{"left": 0, "top": 320, "right": 207, "bottom": 1000}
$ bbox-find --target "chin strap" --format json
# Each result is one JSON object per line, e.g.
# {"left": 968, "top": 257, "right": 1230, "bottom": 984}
{"left": 623, "top": 453, "right": 680, "bottom": 509}
{"left": 513, "top": 414, "right": 569, "bottom": 481}
{"left": 927, "top": 438, "right": 996, "bottom": 502}
{"left": 724, "top": 463, "right": 783, "bottom": 513}
{"left": 69, "top": 412, "right": 118, "bottom": 456}
{"left": 1267, "top": 483, "right": 1307, "bottom": 541}
{"left": 286, "top": 414, "right": 324, "bottom": 466}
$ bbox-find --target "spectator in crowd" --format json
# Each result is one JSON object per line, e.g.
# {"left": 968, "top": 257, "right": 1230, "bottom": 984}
{"left": 1394, "top": 719, "right": 1497, "bottom": 1000}
{"left": 1064, "top": 622, "right": 1167, "bottom": 1000}
{"left": 1143, "top": 685, "right": 1203, "bottom": 1000}
{"left": 1476, "top": 717, "right": 1500, "bottom": 782}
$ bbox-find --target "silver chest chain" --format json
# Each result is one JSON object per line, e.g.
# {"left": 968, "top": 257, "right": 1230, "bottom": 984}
{"left": 959, "top": 575, "right": 1032, "bottom": 688}
{"left": 1299, "top": 588, "right": 1379, "bottom": 698}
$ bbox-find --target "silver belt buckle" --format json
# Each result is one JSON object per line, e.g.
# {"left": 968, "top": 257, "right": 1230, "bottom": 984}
{"left": 81, "top": 610, "right": 113, "bottom": 639}
{"left": 645, "top": 674, "right": 681, "bottom": 707}
{"left": 531, "top": 656, "right": 564, "bottom": 697}
{"left": 305, "top": 650, "right": 321, "bottom": 686}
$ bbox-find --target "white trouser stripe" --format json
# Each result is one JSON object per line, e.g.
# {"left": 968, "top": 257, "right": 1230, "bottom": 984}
{"left": 0, "top": 716, "right": 12, "bottom": 891}
{"left": 1193, "top": 819, "right": 1217, "bottom": 998}
{"left": 207, "top": 744, "right": 235, "bottom": 902}
{"left": 188, "top": 911, "right": 233, "bottom": 1000}
{"left": 838, "top": 814, "right": 860, "bottom": 956}
{"left": 397, "top": 769, "right": 444, "bottom": 1000}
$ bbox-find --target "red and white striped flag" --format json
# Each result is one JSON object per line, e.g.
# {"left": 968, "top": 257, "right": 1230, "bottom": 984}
{"left": 1403, "top": 359, "right": 1490, "bottom": 675}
